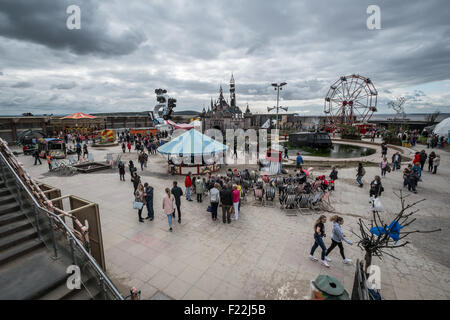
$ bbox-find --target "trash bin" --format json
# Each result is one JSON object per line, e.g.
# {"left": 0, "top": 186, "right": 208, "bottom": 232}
{"left": 310, "top": 275, "right": 350, "bottom": 300}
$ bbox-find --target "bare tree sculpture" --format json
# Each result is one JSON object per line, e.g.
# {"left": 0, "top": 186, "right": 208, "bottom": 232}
{"left": 352, "top": 190, "right": 441, "bottom": 274}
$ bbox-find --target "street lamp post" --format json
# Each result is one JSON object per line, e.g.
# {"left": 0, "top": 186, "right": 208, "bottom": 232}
{"left": 268, "top": 82, "right": 287, "bottom": 131}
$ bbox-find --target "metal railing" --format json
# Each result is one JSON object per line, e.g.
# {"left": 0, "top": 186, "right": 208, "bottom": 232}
{"left": 0, "top": 150, "right": 123, "bottom": 300}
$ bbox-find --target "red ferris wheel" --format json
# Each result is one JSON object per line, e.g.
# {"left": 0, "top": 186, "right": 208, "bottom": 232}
{"left": 324, "top": 74, "right": 377, "bottom": 129}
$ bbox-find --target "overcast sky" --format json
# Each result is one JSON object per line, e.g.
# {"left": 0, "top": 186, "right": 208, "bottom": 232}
{"left": 0, "top": 0, "right": 449, "bottom": 116}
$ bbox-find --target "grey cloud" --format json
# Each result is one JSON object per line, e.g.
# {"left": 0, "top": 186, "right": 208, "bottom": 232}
{"left": 51, "top": 82, "right": 77, "bottom": 90}
{"left": 0, "top": 0, "right": 145, "bottom": 57}
{"left": 0, "top": 0, "right": 449, "bottom": 115}
{"left": 11, "top": 81, "right": 33, "bottom": 88}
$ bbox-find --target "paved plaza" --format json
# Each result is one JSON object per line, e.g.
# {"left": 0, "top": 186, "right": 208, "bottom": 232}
{"left": 15, "top": 140, "right": 450, "bottom": 300}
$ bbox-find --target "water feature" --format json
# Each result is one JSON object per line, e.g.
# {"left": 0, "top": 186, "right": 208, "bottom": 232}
{"left": 281, "top": 142, "right": 376, "bottom": 158}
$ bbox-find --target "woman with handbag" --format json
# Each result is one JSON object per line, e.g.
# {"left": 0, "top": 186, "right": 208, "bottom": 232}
{"left": 163, "top": 188, "right": 175, "bottom": 232}
{"left": 134, "top": 183, "right": 145, "bottom": 222}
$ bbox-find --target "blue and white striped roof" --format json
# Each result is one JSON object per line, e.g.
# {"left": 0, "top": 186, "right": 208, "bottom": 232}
{"left": 157, "top": 129, "right": 227, "bottom": 155}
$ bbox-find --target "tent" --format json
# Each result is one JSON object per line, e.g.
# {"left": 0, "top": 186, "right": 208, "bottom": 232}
{"left": 157, "top": 129, "right": 227, "bottom": 175}
{"left": 61, "top": 112, "right": 96, "bottom": 119}
{"left": 433, "top": 117, "right": 450, "bottom": 137}
{"left": 157, "top": 129, "right": 227, "bottom": 155}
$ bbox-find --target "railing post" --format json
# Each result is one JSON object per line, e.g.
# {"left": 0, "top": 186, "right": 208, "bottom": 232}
{"left": 0, "top": 159, "right": 6, "bottom": 181}
{"left": 99, "top": 276, "right": 107, "bottom": 300}
{"left": 33, "top": 205, "right": 42, "bottom": 241}
{"left": 15, "top": 181, "right": 23, "bottom": 210}
{"left": 48, "top": 216, "right": 58, "bottom": 259}
{"left": 69, "top": 237, "right": 77, "bottom": 265}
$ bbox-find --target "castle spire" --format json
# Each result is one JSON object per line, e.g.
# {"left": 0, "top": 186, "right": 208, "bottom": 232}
{"left": 229, "top": 73, "right": 236, "bottom": 108}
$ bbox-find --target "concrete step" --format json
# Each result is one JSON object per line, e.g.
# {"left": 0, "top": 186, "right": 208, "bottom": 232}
{"left": 0, "top": 247, "right": 68, "bottom": 300}
{"left": 0, "top": 201, "right": 20, "bottom": 216}
{"left": 0, "top": 193, "right": 15, "bottom": 206}
{"left": 0, "top": 219, "right": 33, "bottom": 238}
{"left": 38, "top": 272, "right": 97, "bottom": 300}
{"left": 0, "top": 211, "right": 27, "bottom": 226}
{"left": 0, "top": 237, "right": 44, "bottom": 266}
{"left": 66, "top": 277, "right": 102, "bottom": 300}
{"left": 0, "top": 227, "right": 38, "bottom": 252}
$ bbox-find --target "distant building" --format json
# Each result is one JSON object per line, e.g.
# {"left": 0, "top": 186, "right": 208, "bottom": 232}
{"left": 202, "top": 75, "right": 252, "bottom": 132}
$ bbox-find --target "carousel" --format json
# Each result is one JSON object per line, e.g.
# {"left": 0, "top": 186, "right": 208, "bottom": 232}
{"left": 58, "top": 112, "right": 104, "bottom": 135}
{"left": 157, "top": 129, "right": 227, "bottom": 175}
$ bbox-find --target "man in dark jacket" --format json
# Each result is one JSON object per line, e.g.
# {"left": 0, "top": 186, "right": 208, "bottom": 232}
{"left": 144, "top": 183, "right": 154, "bottom": 220}
{"left": 220, "top": 183, "right": 233, "bottom": 224}
{"left": 33, "top": 149, "right": 42, "bottom": 165}
{"left": 171, "top": 181, "right": 183, "bottom": 223}
{"left": 419, "top": 150, "right": 427, "bottom": 171}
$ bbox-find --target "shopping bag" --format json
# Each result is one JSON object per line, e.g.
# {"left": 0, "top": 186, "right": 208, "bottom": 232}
{"left": 207, "top": 206, "right": 212, "bottom": 213}
{"left": 133, "top": 201, "right": 144, "bottom": 210}
{"left": 373, "top": 198, "right": 385, "bottom": 212}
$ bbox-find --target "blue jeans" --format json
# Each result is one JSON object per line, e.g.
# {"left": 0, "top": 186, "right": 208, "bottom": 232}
{"left": 356, "top": 176, "right": 363, "bottom": 186}
{"left": 392, "top": 161, "right": 398, "bottom": 171}
{"left": 167, "top": 214, "right": 172, "bottom": 228}
{"left": 146, "top": 200, "right": 154, "bottom": 219}
{"left": 186, "top": 187, "right": 191, "bottom": 200}
{"left": 310, "top": 234, "right": 327, "bottom": 260}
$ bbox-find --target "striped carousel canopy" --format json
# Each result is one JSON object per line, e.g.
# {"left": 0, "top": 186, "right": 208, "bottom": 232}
{"left": 61, "top": 112, "right": 97, "bottom": 119}
{"left": 157, "top": 129, "right": 227, "bottom": 155}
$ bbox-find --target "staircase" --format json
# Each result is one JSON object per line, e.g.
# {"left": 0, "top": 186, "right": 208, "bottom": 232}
{"left": 0, "top": 165, "right": 111, "bottom": 299}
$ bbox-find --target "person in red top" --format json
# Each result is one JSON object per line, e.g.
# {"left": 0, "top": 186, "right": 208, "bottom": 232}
{"left": 413, "top": 152, "right": 421, "bottom": 165}
{"left": 184, "top": 172, "right": 193, "bottom": 201}
{"left": 127, "top": 142, "right": 132, "bottom": 153}
{"left": 232, "top": 184, "right": 240, "bottom": 221}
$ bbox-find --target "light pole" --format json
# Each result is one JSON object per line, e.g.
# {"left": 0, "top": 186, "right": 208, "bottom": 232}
{"left": 268, "top": 82, "right": 287, "bottom": 131}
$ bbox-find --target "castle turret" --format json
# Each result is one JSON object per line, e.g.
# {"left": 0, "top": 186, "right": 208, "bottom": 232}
{"left": 230, "top": 73, "right": 236, "bottom": 108}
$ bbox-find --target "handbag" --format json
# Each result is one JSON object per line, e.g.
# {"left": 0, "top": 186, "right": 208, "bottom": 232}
{"left": 133, "top": 201, "right": 144, "bottom": 210}
{"left": 373, "top": 198, "right": 385, "bottom": 212}
{"left": 207, "top": 205, "right": 212, "bottom": 213}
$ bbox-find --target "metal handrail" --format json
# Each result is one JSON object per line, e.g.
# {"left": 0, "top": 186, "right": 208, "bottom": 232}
{"left": 0, "top": 150, "right": 123, "bottom": 300}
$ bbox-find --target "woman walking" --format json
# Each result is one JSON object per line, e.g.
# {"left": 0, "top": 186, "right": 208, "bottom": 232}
{"left": 356, "top": 163, "right": 365, "bottom": 188}
{"left": 428, "top": 151, "right": 436, "bottom": 172}
{"left": 369, "top": 175, "right": 384, "bottom": 199}
{"left": 325, "top": 216, "right": 352, "bottom": 264}
{"left": 118, "top": 160, "right": 125, "bottom": 181}
{"left": 432, "top": 154, "right": 440, "bottom": 174}
{"left": 162, "top": 188, "right": 175, "bottom": 232}
{"left": 210, "top": 183, "right": 220, "bottom": 221}
{"left": 134, "top": 183, "right": 145, "bottom": 223}
{"left": 131, "top": 172, "right": 141, "bottom": 194}
{"left": 380, "top": 157, "right": 389, "bottom": 177}
{"left": 309, "top": 215, "right": 330, "bottom": 268}
{"left": 232, "top": 184, "right": 240, "bottom": 221}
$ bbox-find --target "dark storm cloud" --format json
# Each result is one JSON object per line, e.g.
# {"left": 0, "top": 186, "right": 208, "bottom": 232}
{"left": 0, "top": 0, "right": 145, "bottom": 56}
{"left": 11, "top": 81, "right": 33, "bottom": 88}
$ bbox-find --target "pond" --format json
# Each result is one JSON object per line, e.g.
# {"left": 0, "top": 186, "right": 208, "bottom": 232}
{"left": 281, "top": 142, "right": 376, "bottom": 158}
